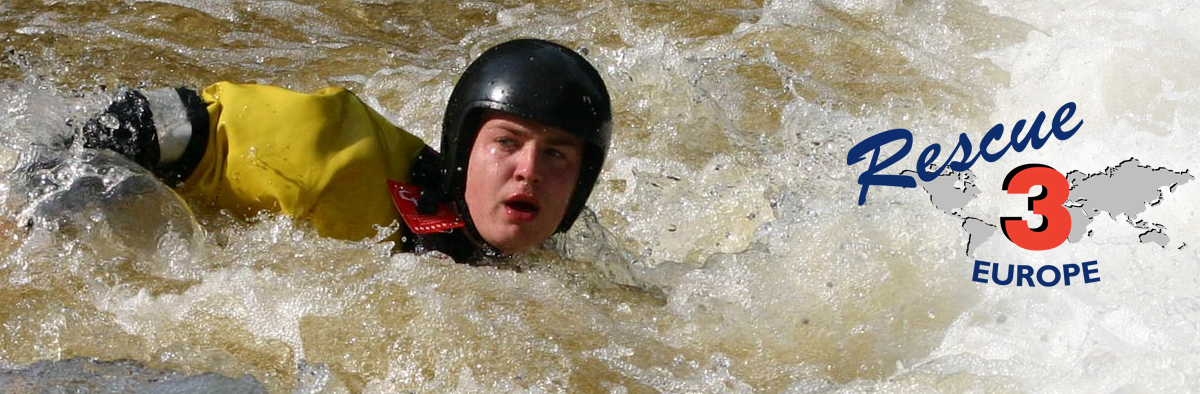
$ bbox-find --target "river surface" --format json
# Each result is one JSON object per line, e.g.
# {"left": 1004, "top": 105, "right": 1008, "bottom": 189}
{"left": 1, "top": 0, "right": 1198, "bottom": 392}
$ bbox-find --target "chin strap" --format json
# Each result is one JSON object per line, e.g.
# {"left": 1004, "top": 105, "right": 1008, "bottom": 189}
{"left": 403, "top": 147, "right": 507, "bottom": 262}
{"left": 411, "top": 146, "right": 446, "bottom": 215}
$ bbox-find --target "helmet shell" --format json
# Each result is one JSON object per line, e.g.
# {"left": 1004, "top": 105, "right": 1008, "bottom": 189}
{"left": 440, "top": 38, "right": 612, "bottom": 234}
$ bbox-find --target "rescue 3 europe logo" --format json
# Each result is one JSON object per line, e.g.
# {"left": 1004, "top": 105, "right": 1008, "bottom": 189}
{"left": 846, "top": 102, "right": 1194, "bottom": 287}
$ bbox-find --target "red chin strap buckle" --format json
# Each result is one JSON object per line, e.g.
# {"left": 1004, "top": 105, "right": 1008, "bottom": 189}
{"left": 387, "top": 180, "right": 464, "bottom": 234}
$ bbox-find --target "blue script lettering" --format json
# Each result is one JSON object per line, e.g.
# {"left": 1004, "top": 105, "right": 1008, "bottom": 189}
{"left": 846, "top": 102, "right": 1083, "bottom": 205}
{"left": 845, "top": 128, "right": 917, "bottom": 205}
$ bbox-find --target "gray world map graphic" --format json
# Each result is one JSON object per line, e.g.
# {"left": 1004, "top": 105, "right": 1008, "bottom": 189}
{"left": 903, "top": 159, "right": 1194, "bottom": 256}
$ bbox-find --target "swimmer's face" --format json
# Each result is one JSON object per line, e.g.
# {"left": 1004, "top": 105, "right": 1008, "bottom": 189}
{"left": 463, "top": 111, "right": 583, "bottom": 254}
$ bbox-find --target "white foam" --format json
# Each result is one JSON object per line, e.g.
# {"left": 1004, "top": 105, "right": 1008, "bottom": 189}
{"left": 1, "top": 0, "right": 1198, "bottom": 392}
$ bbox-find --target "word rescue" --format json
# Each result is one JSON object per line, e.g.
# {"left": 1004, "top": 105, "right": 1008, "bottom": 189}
{"left": 845, "top": 102, "right": 1100, "bottom": 287}
{"left": 846, "top": 102, "right": 1081, "bottom": 205}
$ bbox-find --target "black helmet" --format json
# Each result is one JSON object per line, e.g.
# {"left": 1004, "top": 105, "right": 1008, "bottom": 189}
{"left": 440, "top": 38, "right": 612, "bottom": 234}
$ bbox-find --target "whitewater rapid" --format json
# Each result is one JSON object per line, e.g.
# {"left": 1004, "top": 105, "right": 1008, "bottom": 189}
{"left": 0, "top": 0, "right": 1197, "bottom": 392}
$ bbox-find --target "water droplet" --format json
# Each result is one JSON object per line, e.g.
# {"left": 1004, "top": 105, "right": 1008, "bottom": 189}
{"left": 98, "top": 114, "right": 119, "bottom": 130}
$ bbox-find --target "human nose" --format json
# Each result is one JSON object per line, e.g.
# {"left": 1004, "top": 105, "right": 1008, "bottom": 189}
{"left": 512, "top": 144, "right": 543, "bottom": 185}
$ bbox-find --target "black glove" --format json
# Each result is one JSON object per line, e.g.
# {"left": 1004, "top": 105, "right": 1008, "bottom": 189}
{"left": 80, "top": 87, "right": 209, "bottom": 184}
{"left": 81, "top": 90, "right": 160, "bottom": 170}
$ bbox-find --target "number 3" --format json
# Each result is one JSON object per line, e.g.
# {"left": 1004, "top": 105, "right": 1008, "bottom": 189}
{"left": 1001, "top": 164, "right": 1072, "bottom": 250}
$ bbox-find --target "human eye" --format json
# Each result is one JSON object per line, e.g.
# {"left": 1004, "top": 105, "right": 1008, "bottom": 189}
{"left": 545, "top": 144, "right": 580, "bottom": 163}
{"left": 496, "top": 136, "right": 517, "bottom": 149}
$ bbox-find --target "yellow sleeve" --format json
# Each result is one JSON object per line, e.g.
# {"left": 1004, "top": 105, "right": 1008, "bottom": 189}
{"left": 179, "top": 82, "right": 428, "bottom": 241}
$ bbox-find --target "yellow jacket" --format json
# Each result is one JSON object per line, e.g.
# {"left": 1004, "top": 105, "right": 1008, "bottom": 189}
{"left": 179, "top": 82, "right": 428, "bottom": 241}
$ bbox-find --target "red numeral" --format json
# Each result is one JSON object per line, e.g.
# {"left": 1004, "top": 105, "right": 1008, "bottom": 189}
{"left": 1001, "top": 164, "right": 1071, "bottom": 251}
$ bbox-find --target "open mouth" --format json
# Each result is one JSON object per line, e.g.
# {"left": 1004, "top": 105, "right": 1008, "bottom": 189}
{"left": 505, "top": 200, "right": 539, "bottom": 213}
{"left": 503, "top": 195, "right": 540, "bottom": 221}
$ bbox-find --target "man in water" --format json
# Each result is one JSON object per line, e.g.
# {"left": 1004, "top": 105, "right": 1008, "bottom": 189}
{"left": 79, "top": 38, "right": 612, "bottom": 262}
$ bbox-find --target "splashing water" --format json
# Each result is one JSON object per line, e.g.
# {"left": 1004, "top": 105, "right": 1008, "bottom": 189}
{"left": 1, "top": 0, "right": 1198, "bottom": 392}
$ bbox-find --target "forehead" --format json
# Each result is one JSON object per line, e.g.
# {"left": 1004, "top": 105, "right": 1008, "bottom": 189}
{"left": 478, "top": 110, "right": 583, "bottom": 147}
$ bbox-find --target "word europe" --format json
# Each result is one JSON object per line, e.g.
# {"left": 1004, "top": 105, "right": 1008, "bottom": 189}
{"left": 972, "top": 260, "right": 1099, "bottom": 286}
